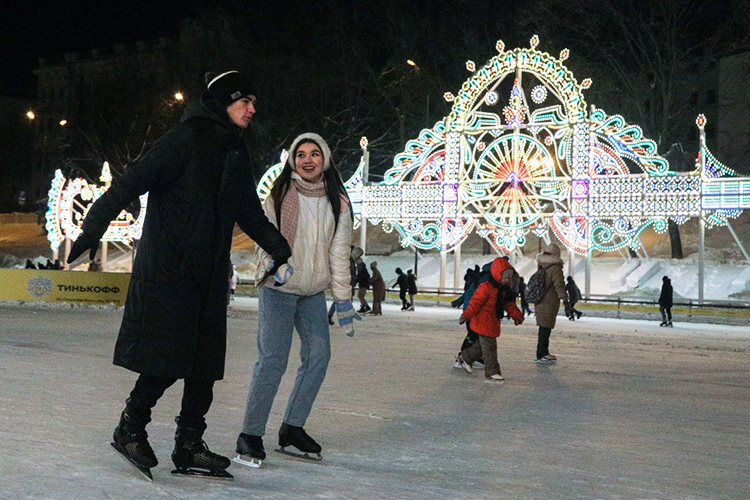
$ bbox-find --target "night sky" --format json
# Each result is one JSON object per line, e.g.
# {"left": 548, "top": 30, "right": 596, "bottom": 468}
{"left": 1, "top": 0, "right": 193, "bottom": 98}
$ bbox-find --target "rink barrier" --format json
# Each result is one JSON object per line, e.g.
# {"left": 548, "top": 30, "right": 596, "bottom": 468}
{"left": 236, "top": 280, "right": 750, "bottom": 313}
{"left": 0, "top": 269, "right": 130, "bottom": 305}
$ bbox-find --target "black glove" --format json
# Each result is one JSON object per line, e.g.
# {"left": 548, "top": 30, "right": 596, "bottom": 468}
{"left": 267, "top": 249, "right": 291, "bottom": 277}
{"left": 67, "top": 232, "right": 100, "bottom": 263}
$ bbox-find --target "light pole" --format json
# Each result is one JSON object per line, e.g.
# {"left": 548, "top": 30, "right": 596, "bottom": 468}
{"left": 406, "top": 60, "right": 430, "bottom": 126}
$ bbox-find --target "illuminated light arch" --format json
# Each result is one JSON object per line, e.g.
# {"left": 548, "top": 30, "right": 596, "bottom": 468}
{"left": 252, "top": 39, "right": 749, "bottom": 260}
{"left": 46, "top": 168, "right": 147, "bottom": 251}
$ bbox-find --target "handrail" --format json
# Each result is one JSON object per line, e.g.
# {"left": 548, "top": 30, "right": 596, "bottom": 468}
{"left": 237, "top": 280, "right": 750, "bottom": 310}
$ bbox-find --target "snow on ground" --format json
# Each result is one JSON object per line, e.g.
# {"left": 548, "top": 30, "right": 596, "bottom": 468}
{"left": 229, "top": 248, "right": 750, "bottom": 303}
{"left": 1, "top": 298, "right": 748, "bottom": 500}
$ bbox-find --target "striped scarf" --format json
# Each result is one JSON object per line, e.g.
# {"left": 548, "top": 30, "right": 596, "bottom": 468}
{"left": 279, "top": 173, "right": 327, "bottom": 249}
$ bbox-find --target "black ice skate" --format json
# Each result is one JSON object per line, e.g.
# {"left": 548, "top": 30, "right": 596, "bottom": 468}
{"left": 170, "top": 417, "right": 233, "bottom": 480}
{"left": 233, "top": 433, "right": 265, "bottom": 468}
{"left": 111, "top": 404, "right": 158, "bottom": 481}
{"left": 276, "top": 422, "right": 322, "bottom": 461}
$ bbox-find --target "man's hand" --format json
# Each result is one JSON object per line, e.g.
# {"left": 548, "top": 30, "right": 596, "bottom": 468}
{"left": 67, "top": 232, "right": 100, "bottom": 263}
{"left": 458, "top": 315, "right": 467, "bottom": 325}
{"left": 267, "top": 261, "right": 293, "bottom": 285}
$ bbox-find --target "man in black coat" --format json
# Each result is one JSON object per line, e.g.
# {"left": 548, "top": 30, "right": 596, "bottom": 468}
{"left": 659, "top": 275, "right": 674, "bottom": 327}
{"left": 67, "top": 71, "right": 291, "bottom": 479}
{"left": 565, "top": 276, "right": 583, "bottom": 320}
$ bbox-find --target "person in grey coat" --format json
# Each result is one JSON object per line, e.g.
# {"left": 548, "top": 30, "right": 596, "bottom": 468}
{"left": 67, "top": 70, "right": 291, "bottom": 479}
{"left": 533, "top": 243, "right": 572, "bottom": 363}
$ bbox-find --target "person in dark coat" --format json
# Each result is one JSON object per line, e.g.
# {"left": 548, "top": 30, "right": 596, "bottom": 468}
{"left": 565, "top": 276, "right": 583, "bottom": 319}
{"left": 353, "top": 248, "right": 370, "bottom": 313}
{"left": 452, "top": 261, "right": 492, "bottom": 369}
{"left": 406, "top": 269, "right": 418, "bottom": 311}
{"left": 518, "top": 276, "right": 532, "bottom": 316}
{"left": 369, "top": 261, "right": 386, "bottom": 315}
{"left": 659, "top": 275, "right": 674, "bottom": 327}
{"left": 67, "top": 70, "right": 291, "bottom": 478}
{"left": 394, "top": 267, "right": 409, "bottom": 310}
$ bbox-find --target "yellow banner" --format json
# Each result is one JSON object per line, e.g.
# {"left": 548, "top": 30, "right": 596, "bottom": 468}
{"left": 0, "top": 269, "right": 130, "bottom": 305}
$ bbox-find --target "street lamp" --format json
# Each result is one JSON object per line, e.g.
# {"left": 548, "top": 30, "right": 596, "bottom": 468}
{"left": 174, "top": 92, "right": 184, "bottom": 101}
{"left": 406, "top": 59, "right": 430, "bottom": 128}
{"left": 26, "top": 111, "right": 35, "bottom": 120}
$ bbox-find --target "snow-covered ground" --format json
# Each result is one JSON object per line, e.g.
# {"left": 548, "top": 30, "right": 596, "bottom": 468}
{"left": 227, "top": 248, "right": 750, "bottom": 304}
{"left": 1, "top": 299, "right": 748, "bottom": 499}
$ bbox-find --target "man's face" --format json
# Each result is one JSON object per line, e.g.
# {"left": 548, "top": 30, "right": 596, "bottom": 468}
{"left": 226, "top": 96, "right": 257, "bottom": 128}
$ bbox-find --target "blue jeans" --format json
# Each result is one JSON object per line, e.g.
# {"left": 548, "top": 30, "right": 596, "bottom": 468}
{"left": 241, "top": 287, "right": 331, "bottom": 436}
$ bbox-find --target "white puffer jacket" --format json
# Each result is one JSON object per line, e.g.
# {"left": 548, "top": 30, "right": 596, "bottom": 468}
{"left": 256, "top": 184, "right": 352, "bottom": 301}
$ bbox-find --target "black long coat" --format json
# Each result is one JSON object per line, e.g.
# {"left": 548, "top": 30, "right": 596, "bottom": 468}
{"left": 81, "top": 95, "right": 290, "bottom": 380}
{"left": 659, "top": 278, "right": 673, "bottom": 308}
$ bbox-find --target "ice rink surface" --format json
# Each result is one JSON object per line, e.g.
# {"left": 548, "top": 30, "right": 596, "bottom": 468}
{"left": 1, "top": 298, "right": 748, "bottom": 500}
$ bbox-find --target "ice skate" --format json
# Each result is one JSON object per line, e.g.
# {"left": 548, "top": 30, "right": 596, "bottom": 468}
{"left": 170, "top": 417, "right": 233, "bottom": 480}
{"left": 660, "top": 321, "right": 667, "bottom": 327}
{"left": 535, "top": 355, "right": 556, "bottom": 364}
{"left": 111, "top": 405, "right": 157, "bottom": 481}
{"left": 667, "top": 321, "right": 673, "bottom": 327}
{"left": 458, "top": 354, "right": 472, "bottom": 374}
{"left": 234, "top": 433, "right": 265, "bottom": 468}
{"left": 485, "top": 373, "right": 505, "bottom": 383}
{"left": 453, "top": 357, "right": 462, "bottom": 369}
{"left": 472, "top": 361, "right": 485, "bottom": 370}
{"left": 276, "top": 422, "right": 322, "bottom": 461}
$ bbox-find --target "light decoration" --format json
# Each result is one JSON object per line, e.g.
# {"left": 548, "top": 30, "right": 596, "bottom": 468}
{"left": 250, "top": 37, "right": 749, "bottom": 256}
{"left": 46, "top": 168, "right": 147, "bottom": 251}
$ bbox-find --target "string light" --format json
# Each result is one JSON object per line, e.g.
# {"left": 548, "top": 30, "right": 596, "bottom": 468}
{"left": 249, "top": 38, "right": 748, "bottom": 256}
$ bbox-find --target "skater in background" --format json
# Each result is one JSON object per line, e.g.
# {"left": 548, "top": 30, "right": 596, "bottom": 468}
{"left": 354, "top": 248, "right": 371, "bottom": 313}
{"left": 565, "top": 276, "right": 583, "bottom": 320}
{"left": 533, "top": 242, "right": 572, "bottom": 363}
{"left": 369, "top": 261, "right": 386, "bottom": 315}
{"left": 518, "top": 276, "right": 532, "bottom": 317}
{"left": 457, "top": 257, "right": 524, "bottom": 382}
{"left": 25, "top": 259, "right": 36, "bottom": 269}
{"left": 237, "top": 132, "right": 358, "bottom": 467}
{"left": 394, "top": 267, "right": 409, "bottom": 310}
{"left": 451, "top": 261, "right": 492, "bottom": 369}
{"left": 659, "top": 275, "right": 673, "bottom": 327}
{"left": 406, "top": 269, "right": 418, "bottom": 311}
{"left": 229, "top": 263, "right": 239, "bottom": 303}
{"left": 67, "top": 70, "right": 291, "bottom": 480}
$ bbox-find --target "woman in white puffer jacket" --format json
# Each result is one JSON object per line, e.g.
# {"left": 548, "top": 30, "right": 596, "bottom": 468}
{"left": 236, "top": 133, "right": 356, "bottom": 466}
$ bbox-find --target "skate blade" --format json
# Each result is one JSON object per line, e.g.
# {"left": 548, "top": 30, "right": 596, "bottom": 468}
{"left": 111, "top": 442, "right": 153, "bottom": 482}
{"left": 171, "top": 468, "right": 234, "bottom": 480}
{"left": 275, "top": 447, "right": 322, "bottom": 462}
{"left": 233, "top": 454, "right": 262, "bottom": 468}
{"left": 484, "top": 379, "right": 505, "bottom": 384}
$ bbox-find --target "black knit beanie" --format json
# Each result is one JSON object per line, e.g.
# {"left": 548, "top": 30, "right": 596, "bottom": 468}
{"left": 204, "top": 71, "right": 256, "bottom": 107}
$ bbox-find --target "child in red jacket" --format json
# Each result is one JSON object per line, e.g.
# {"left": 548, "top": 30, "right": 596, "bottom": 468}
{"left": 458, "top": 257, "right": 523, "bottom": 382}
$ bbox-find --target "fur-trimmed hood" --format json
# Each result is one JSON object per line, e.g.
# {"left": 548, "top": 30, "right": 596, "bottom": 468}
{"left": 537, "top": 251, "right": 563, "bottom": 269}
